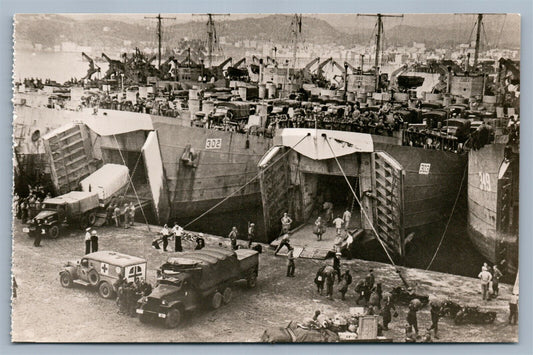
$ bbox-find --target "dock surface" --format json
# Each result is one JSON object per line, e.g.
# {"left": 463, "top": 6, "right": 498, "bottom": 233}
{"left": 11, "top": 219, "right": 518, "bottom": 343}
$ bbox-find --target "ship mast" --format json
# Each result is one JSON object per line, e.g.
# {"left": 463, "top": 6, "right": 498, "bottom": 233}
{"left": 286, "top": 14, "right": 302, "bottom": 90}
{"left": 145, "top": 14, "right": 176, "bottom": 68}
{"left": 359, "top": 13, "right": 403, "bottom": 90}
{"left": 192, "top": 13, "right": 229, "bottom": 68}
{"left": 473, "top": 13, "right": 483, "bottom": 70}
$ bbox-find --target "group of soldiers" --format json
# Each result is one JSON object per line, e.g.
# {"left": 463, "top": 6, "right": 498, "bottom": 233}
{"left": 271, "top": 101, "right": 404, "bottom": 137}
{"left": 14, "top": 187, "right": 52, "bottom": 225}
{"left": 106, "top": 202, "right": 136, "bottom": 229}
{"left": 152, "top": 223, "right": 206, "bottom": 252}
{"left": 114, "top": 275, "right": 153, "bottom": 317}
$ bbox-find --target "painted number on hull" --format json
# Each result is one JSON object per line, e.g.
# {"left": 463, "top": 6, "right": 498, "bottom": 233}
{"left": 205, "top": 138, "right": 222, "bottom": 149}
{"left": 419, "top": 163, "right": 431, "bottom": 175}
{"left": 479, "top": 172, "right": 491, "bottom": 192}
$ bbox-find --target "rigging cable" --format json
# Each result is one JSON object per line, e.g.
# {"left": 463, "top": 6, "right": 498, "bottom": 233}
{"left": 183, "top": 133, "right": 311, "bottom": 229}
{"left": 495, "top": 14, "right": 507, "bottom": 49}
{"left": 322, "top": 133, "right": 396, "bottom": 266}
{"left": 424, "top": 163, "right": 468, "bottom": 270}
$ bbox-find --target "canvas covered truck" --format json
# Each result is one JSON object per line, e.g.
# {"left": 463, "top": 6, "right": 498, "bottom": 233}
{"left": 59, "top": 251, "right": 147, "bottom": 299}
{"left": 24, "top": 164, "right": 128, "bottom": 238}
{"left": 136, "top": 247, "right": 259, "bottom": 328}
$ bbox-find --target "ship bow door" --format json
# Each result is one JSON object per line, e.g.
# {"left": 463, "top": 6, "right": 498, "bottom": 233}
{"left": 258, "top": 146, "right": 290, "bottom": 241}
{"left": 372, "top": 152, "right": 405, "bottom": 260}
{"left": 141, "top": 131, "right": 170, "bottom": 224}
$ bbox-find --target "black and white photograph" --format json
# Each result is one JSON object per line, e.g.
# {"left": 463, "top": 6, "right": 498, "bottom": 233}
{"left": 11, "top": 12, "right": 520, "bottom": 343}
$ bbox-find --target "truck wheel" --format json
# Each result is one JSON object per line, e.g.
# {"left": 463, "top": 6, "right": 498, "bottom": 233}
{"left": 222, "top": 287, "right": 232, "bottom": 304}
{"left": 88, "top": 269, "right": 100, "bottom": 286}
{"left": 247, "top": 275, "right": 257, "bottom": 288}
{"left": 211, "top": 292, "right": 223, "bottom": 309}
{"left": 79, "top": 215, "right": 89, "bottom": 230}
{"left": 49, "top": 225, "right": 60, "bottom": 239}
{"left": 98, "top": 281, "right": 115, "bottom": 299}
{"left": 165, "top": 308, "right": 182, "bottom": 329}
{"left": 87, "top": 211, "right": 97, "bottom": 226}
{"left": 60, "top": 272, "right": 73, "bottom": 288}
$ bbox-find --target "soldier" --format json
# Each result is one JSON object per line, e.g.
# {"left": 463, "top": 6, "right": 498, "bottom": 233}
{"left": 139, "top": 279, "right": 153, "bottom": 296}
{"left": 338, "top": 270, "right": 352, "bottom": 300}
{"left": 342, "top": 208, "right": 352, "bottom": 230}
{"left": 407, "top": 299, "right": 420, "bottom": 335}
{"left": 274, "top": 233, "right": 291, "bottom": 255}
{"left": 113, "top": 205, "right": 121, "bottom": 227}
{"left": 160, "top": 224, "right": 170, "bottom": 251}
{"left": 172, "top": 223, "right": 183, "bottom": 252}
{"left": 325, "top": 269, "right": 335, "bottom": 300}
{"left": 314, "top": 265, "right": 326, "bottom": 295}
{"left": 106, "top": 203, "right": 115, "bottom": 226}
{"left": 333, "top": 253, "right": 342, "bottom": 282}
{"left": 381, "top": 292, "right": 397, "bottom": 330}
{"left": 492, "top": 264, "right": 503, "bottom": 298}
{"left": 332, "top": 215, "right": 344, "bottom": 235}
{"left": 123, "top": 203, "right": 130, "bottom": 229}
{"left": 280, "top": 212, "right": 293, "bottom": 235}
{"left": 478, "top": 264, "right": 492, "bottom": 301}
{"left": 195, "top": 233, "right": 206, "bottom": 250}
{"left": 84, "top": 228, "right": 92, "bottom": 254}
{"left": 286, "top": 246, "right": 295, "bottom": 277}
{"left": 314, "top": 216, "right": 324, "bottom": 241}
{"left": 427, "top": 299, "right": 443, "bottom": 339}
{"left": 33, "top": 221, "right": 44, "bottom": 247}
{"left": 228, "top": 226, "right": 238, "bottom": 250}
{"left": 20, "top": 199, "right": 28, "bottom": 224}
{"left": 365, "top": 269, "right": 375, "bottom": 292}
{"left": 90, "top": 230, "right": 99, "bottom": 252}
{"left": 247, "top": 223, "right": 255, "bottom": 248}
{"left": 129, "top": 202, "right": 136, "bottom": 226}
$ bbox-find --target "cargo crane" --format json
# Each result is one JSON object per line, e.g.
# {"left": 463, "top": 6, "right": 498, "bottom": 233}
{"left": 101, "top": 53, "right": 127, "bottom": 80}
{"left": 81, "top": 52, "right": 101, "bottom": 81}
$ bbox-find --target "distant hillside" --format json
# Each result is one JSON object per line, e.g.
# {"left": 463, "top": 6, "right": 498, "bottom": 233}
{"left": 14, "top": 13, "right": 520, "bottom": 50}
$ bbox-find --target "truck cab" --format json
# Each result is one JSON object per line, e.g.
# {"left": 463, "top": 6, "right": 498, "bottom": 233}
{"left": 59, "top": 251, "right": 147, "bottom": 299}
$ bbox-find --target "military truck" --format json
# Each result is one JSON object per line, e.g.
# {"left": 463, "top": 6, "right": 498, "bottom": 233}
{"left": 59, "top": 251, "right": 147, "bottom": 299}
{"left": 136, "top": 247, "right": 259, "bottom": 328}
{"left": 24, "top": 164, "right": 128, "bottom": 238}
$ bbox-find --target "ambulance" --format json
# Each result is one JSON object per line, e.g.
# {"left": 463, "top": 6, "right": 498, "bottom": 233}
{"left": 59, "top": 251, "right": 147, "bottom": 299}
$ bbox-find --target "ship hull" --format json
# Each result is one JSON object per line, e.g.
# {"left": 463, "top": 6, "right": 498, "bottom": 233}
{"left": 467, "top": 143, "right": 518, "bottom": 274}
{"left": 13, "top": 105, "right": 272, "bottom": 235}
{"left": 258, "top": 128, "right": 467, "bottom": 257}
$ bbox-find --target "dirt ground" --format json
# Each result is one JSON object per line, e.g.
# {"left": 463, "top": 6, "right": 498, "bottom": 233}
{"left": 11, "top": 219, "right": 518, "bottom": 343}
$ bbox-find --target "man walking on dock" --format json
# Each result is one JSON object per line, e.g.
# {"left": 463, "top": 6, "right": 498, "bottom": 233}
{"left": 332, "top": 216, "right": 344, "bottom": 235}
{"left": 286, "top": 246, "right": 295, "bottom": 277}
{"left": 492, "top": 264, "right": 503, "bottom": 298}
{"left": 247, "top": 223, "right": 255, "bottom": 248}
{"left": 342, "top": 208, "right": 352, "bottom": 230}
{"left": 478, "top": 265, "right": 492, "bottom": 301}
{"left": 275, "top": 233, "right": 291, "bottom": 255}
{"left": 229, "top": 226, "right": 239, "bottom": 250}
{"left": 160, "top": 224, "right": 170, "bottom": 252}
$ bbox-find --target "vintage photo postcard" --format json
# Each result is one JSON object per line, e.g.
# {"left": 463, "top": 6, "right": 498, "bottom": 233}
{"left": 12, "top": 13, "right": 519, "bottom": 343}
